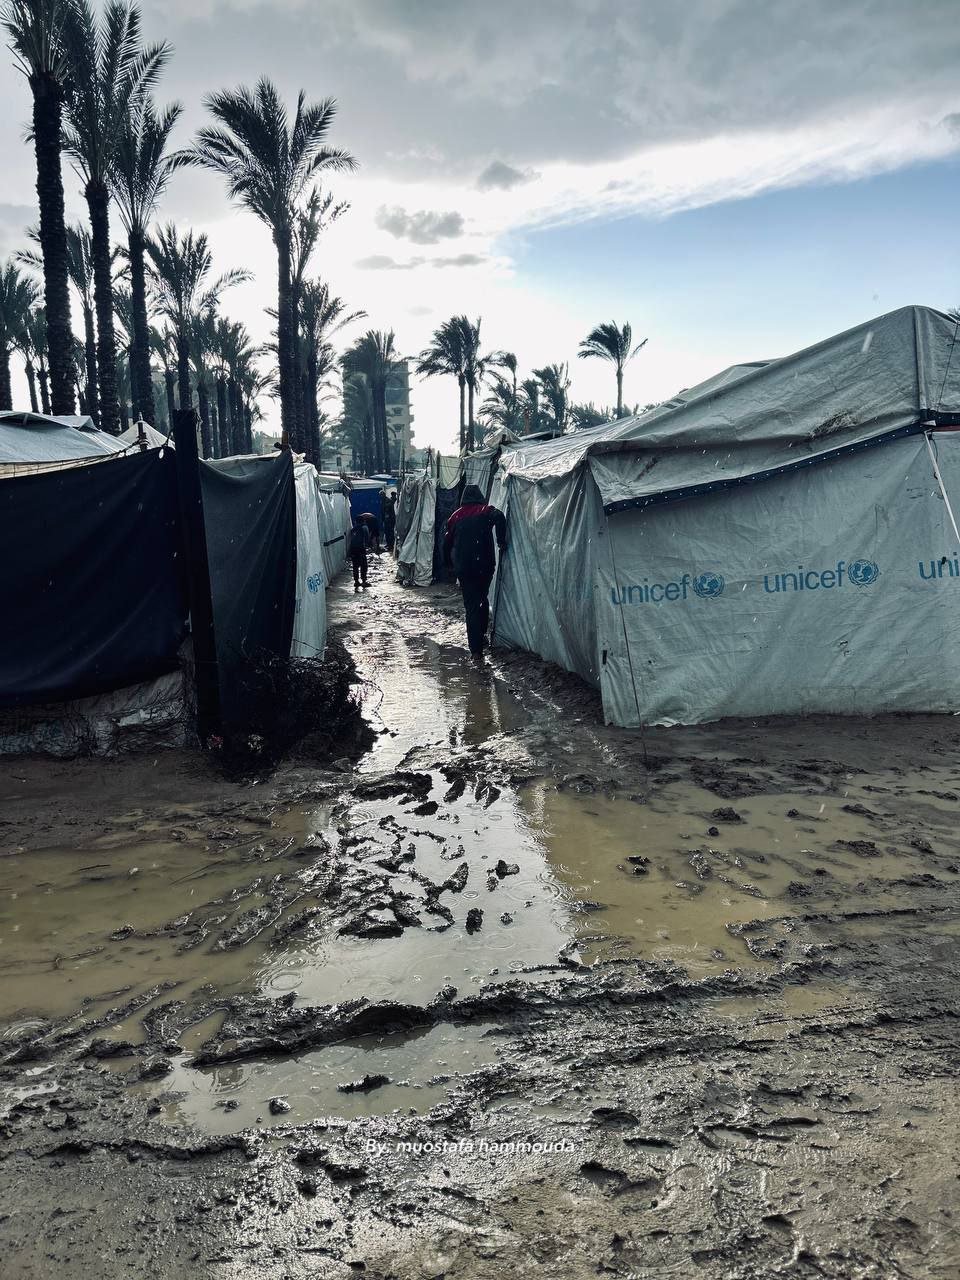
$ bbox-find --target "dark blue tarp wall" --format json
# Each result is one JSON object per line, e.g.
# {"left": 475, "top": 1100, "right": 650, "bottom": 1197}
{"left": 200, "top": 452, "right": 296, "bottom": 732}
{"left": 0, "top": 450, "right": 188, "bottom": 707}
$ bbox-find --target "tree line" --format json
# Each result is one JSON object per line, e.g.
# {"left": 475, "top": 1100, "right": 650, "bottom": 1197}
{"left": 0, "top": 0, "right": 650, "bottom": 473}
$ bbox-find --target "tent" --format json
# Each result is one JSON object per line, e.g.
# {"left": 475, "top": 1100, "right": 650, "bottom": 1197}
{"left": 0, "top": 410, "right": 128, "bottom": 476}
{"left": 118, "top": 422, "right": 174, "bottom": 450}
{"left": 490, "top": 305, "right": 960, "bottom": 726}
{"left": 348, "top": 477, "right": 386, "bottom": 525}
{"left": 396, "top": 473, "right": 437, "bottom": 586}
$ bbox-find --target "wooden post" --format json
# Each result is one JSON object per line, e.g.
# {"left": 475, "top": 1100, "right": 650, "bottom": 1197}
{"left": 172, "top": 408, "right": 221, "bottom": 742}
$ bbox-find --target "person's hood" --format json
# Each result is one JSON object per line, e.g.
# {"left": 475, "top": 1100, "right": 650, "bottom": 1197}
{"left": 461, "top": 484, "right": 485, "bottom": 504}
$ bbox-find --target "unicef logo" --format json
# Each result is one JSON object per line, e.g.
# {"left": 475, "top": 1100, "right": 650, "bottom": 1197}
{"left": 306, "top": 572, "right": 323, "bottom": 594}
{"left": 693, "top": 571, "right": 725, "bottom": 599}
{"left": 847, "top": 559, "right": 880, "bottom": 588}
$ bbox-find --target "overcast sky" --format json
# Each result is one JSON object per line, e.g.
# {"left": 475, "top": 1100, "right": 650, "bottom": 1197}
{"left": 2, "top": 0, "right": 959, "bottom": 450}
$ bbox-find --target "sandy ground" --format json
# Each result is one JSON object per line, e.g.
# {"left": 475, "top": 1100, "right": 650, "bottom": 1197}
{"left": 1, "top": 552, "right": 959, "bottom": 1279}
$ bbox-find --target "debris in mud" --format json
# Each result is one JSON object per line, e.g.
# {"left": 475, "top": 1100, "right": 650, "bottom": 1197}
{"left": 465, "top": 908, "right": 484, "bottom": 933}
{"left": 138, "top": 1057, "right": 173, "bottom": 1080}
{"left": 337, "top": 1074, "right": 390, "bottom": 1094}
{"left": 355, "top": 771, "right": 433, "bottom": 802}
{"left": 268, "top": 1097, "right": 291, "bottom": 1115}
{"left": 495, "top": 859, "right": 520, "bottom": 878}
{"left": 710, "top": 806, "right": 743, "bottom": 823}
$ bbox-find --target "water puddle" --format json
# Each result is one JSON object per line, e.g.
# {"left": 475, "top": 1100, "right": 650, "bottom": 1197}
{"left": 131, "top": 1022, "right": 504, "bottom": 1134}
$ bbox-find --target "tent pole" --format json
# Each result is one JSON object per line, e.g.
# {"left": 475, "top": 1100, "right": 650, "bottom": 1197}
{"left": 925, "top": 431, "right": 960, "bottom": 545}
{"left": 172, "top": 408, "right": 221, "bottom": 743}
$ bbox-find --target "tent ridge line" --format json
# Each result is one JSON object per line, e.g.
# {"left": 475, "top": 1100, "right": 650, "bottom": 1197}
{"left": 601, "top": 419, "right": 930, "bottom": 516}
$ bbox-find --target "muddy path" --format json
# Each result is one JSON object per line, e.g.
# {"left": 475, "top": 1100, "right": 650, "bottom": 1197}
{"left": 1, "top": 551, "right": 959, "bottom": 1279}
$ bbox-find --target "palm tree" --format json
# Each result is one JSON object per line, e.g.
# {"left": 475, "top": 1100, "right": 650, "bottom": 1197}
{"left": 577, "top": 321, "right": 647, "bottom": 419}
{"left": 341, "top": 370, "right": 375, "bottom": 474}
{"left": 146, "top": 223, "right": 247, "bottom": 412}
{"left": 342, "top": 330, "right": 397, "bottom": 472}
{"left": 16, "top": 306, "right": 47, "bottom": 412}
{"left": 298, "top": 279, "right": 364, "bottom": 463}
{"left": 453, "top": 315, "right": 487, "bottom": 452}
{"left": 288, "top": 188, "right": 348, "bottom": 444}
{"left": 416, "top": 318, "right": 466, "bottom": 450}
{"left": 532, "top": 363, "right": 571, "bottom": 435}
{"left": 480, "top": 371, "right": 522, "bottom": 435}
{"left": 518, "top": 378, "right": 542, "bottom": 436}
{"left": 61, "top": 0, "right": 169, "bottom": 433}
{"left": 189, "top": 307, "right": 217, "bottom": 457}
{"left": 185, "top": 78, "right": 356, "bottom": 444}
{"left": 18, "top": 222, "right": 101, "bottom": 421}
{"left": 3, "top": 0, "right": 76, "bottom": 413}
{"left": 150, "top": 324, "right": 177, "bottom": 427}
{"left": 112, "top": 96, "right": 182, "bottom": 424}
{"left": 0, "top": 262, "right": 40, "bottom": 410}
{"left": 214, "top": 316, "right": 257, "bottom": 455}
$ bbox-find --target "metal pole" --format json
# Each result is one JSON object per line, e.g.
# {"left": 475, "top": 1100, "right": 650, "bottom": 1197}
{"left": 172, "top": 408, "right": 221, "bottom": 742}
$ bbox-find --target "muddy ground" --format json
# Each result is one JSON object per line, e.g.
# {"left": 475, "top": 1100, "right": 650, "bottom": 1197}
{"left": 1, "top": 552, "right": 959, "bottom": 1279}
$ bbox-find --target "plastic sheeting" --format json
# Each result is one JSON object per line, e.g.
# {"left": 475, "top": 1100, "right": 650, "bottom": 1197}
{"left": 317, "top": 485, "right": 352, "bottom": 586}
{"left": 437, "top": 455, "right": 463, "bottom": 489}
{"left": 433, "top": 486, "right": 461, "bottom": 582}
{"left": 292, "top": 463, "right": 328, "bottom": 659}
{"left": 0, "top": 410, "right": 128, "bottom": 475}
{"left": 597, "top": 432, "right": 960, "bottom": 725}
{"left": 492, "top": 469, "right": 604, "bottom": 687}
{"left": 396, "top": 474, "right": 436, "bottom": 586}
{"left": 201, "top": 451, "right": 296, "bottom": 732}
{"left": 489, "top": 305, "right": 960, "bottom": 727}
{"left": 501, "top": 307, "right": 960, "bottom": 502}
{"left": 0, "top": 449, "right": 188, "bottom": 707}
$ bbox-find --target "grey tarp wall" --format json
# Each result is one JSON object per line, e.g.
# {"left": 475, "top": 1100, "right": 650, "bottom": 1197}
{"left": 492, "top": 305, "right": 960, "bottom": 726}
{"left": 396, "top": 473, "right": 436, "bottom": 586}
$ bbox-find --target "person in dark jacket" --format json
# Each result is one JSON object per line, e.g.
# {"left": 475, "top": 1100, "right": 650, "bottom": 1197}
{"left": 347, "top": 519, "right": 372, "bottom": 590}
{"left": 357, "top": 511, "right": 381, "bottom": 553}
{"left": 444, "top": 484, "right": 507, "bottom": 659}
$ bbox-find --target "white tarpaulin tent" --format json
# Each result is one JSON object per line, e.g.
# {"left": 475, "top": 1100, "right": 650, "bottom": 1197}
{"left": 396, "top": 473, "right": 437, "bottom": 586}
{"left": 118, "top": 423, "right": 174, "bottom": 450}
{"left": 314, "top": 473, "right": 353, "bottom": 589}
{"left": 491, "top": 305, "right": 960, "bottom": 726}
{"left": 292, "top": 462, "right": 328, "bottom": 658}
{"left": 0, "top": 410, "right": 128, "bottom": 475}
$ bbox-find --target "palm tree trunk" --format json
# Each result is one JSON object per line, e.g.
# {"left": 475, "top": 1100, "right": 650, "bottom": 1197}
{"left": 164, "top": 365, "right": 176, "bottom": 425}
{"left": 128, "top": 230, "right": 155, "bottom": 424}
{"left": 275, "top": 226, "right": 295, "bottom": 447}
{"left": 31, "top": 74, "right": 75, "bottom": 416}
{"left": 0, "top": 350, "right": 12, "bottom": 411}
{"left": 363, "top": 412, "right": 373, "bottom": 474}
{"left": 216, "top": 375, "right": 229, "bottom": 456}
{"left": 466, "top": 378, "right": 476, "bottom": 453}
{"left": 290, "top": 305, "right": 304, "bottom": 452}
{"left": 197, "top": 380, "right": 212, "bottom": 458}
{"left": 25, "top": 361, "right": 38, "bottom": 413}
{"left": 119, "top": 396, "right": 129, "bottom": 433}
{"left": 616, "top": 366, "right": 623, "bottom": 419}
{"left": 229, "top": 377, "right": 242, "bottom": 453}
{"left": 85, "top": 180, "right": 120, "bottom": 434}
{"left": 176, "top": 333, "right": 191, "bottom": 410}
{"left": 82, "top": 302, "right": 99, "bottom": 425}
{"left": 244, "top": 402, "right": 253, "bottom": 452}
{"left": 458, "top": 375, "right": 466, "bottom": 452}
{"left": 209, "top": 399, "right": 219, "bottom": 458}
{"left": 38, "top": 362, "right": 51, "bottom": 415}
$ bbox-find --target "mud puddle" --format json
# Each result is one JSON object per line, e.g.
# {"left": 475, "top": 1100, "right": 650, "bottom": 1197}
{"left": 129, "top": 1022, "right": 506, "bottom": 1134}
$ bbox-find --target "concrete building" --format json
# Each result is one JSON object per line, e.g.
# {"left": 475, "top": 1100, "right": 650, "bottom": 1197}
{"left": 385, "top": 360, "right": 414, "bottom": 463}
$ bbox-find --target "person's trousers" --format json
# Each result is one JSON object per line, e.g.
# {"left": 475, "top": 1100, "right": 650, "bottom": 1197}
{"left": 350, "top": 550, "right": 368, "bottom": 584}
{"left": 460, "top": 571, "right": 494, "bottom": 655}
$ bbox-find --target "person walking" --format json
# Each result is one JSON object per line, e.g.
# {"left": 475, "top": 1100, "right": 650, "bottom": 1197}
{"left": 444, "top": 484, "right": 507, "bottom": 660}
{"left": 348, "top": 518, "right": 372, "bottom": 590}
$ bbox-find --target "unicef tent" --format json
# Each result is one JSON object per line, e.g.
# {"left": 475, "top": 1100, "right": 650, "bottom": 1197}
{"left": 490, "top": 305, "right": 960, "bottom": 726}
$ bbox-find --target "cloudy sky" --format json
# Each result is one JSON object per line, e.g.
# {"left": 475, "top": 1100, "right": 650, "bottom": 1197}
{"left": 2, "top": 0, "right": 959, "bottom": 450}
